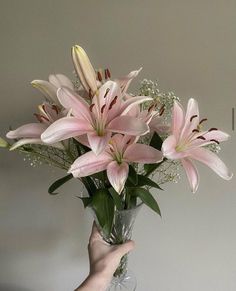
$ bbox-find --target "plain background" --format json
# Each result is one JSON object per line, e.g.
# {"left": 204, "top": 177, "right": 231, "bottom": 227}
{"left": 0, "top": 1, "right": 236, "bottom": 290}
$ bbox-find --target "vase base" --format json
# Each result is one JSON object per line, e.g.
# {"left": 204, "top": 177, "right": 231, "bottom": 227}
{"left": 106, "top": 269, "right": 137, "bottom": 291}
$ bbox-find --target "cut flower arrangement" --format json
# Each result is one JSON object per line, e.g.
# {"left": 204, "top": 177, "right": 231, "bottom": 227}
{"left": 1, "top": 45, "right": 233, "bottom": 290}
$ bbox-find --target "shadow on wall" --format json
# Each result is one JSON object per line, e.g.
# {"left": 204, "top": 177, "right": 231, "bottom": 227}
{"left": 0, "top": 284, "right": 32, "bottom": 291}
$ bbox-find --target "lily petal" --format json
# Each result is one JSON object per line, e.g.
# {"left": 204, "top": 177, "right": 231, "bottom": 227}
{"left": 107, "top": 161, "right": 129, "bottom": 194}
{"left": 108, "top": 116, "right": 149, "bottom": 136}
{"left": 41, "top": 117, "right": 93, "bottom": 144}
{"left": 87, "top": 131, "right": 112, "bottom": 155}
{"left": 188, "top": 130, "right": 230, "bottom": 149}
{"left": 57, "top": 87, "right": 92, "bottom": 123}
{"left": 115, "top": 68, "right": 142, "bottom": 93}
{"left": 6, "top": 123, "right": 47, "bottom": 139}
{"left": 161, "top": 135, "right": 188, "bottom": 159}
{"left": 9, "top": 138, "right": 43, "bottom": 150}
{"left": 74, "top": 135, "right": 90, "bottom": 148}
{"left": 203, "top": 130, "right": 230, "bottom": 142}
{"left": 124, "top": 144, "right": 163, "bottom": 164}
{"left": 181, "top": 158, "right": 199, "bottom": 193}
{"left": 95, "top": 81, "right": 122, "bottom": 122}
{"left": 180, "top": 98, "right": 199, "bottom": 140}
{"left": 172, "top": 100, "right": 184, "bottom": 138}
{"left": 119, "top": 96, "right": 152, "bottom": 116}
{"left": 69, "top": 151, "right": 112, "bottom": 177}
{"left": 49, "top": 74, "right": 74, "bottom": 90}
{"left": 149, "top": 114, "right": 170, "bottom": 134}
{"left": 31, "top": 80, "right": 58, "bottom": 104}
{"left": 189, "top": 147, "right": 233, "bottom": 180}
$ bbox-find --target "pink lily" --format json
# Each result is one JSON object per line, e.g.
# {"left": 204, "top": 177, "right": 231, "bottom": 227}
{"left": 6, "top": 103, "right": 64, "bottom": 150}
{"left": 31, "top": 74, "right": 74, "bottom": 105}
{"left": 115, "top": 68, "right": 142, "bottom": 94}
{"left": 72, "top": 44, "right": 143, "bottom": 98}
{"left": 41, "top": 81, "right": 152, "bottom": 155}
{"left": 69, "top": 134, "right": 163, "bottom": 194}
{"left": 162, "top": 98, "right": 233, "bottom": 193}
{"left": 125, "top": 98, "right": 170, "bottom": 135}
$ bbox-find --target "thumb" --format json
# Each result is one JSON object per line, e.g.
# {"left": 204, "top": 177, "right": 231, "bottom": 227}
{"left": 113, "top": 240, "right": 135, "bottom": 257}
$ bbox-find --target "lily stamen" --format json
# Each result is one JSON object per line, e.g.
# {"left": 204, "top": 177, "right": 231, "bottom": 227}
{"left": 190, "top": 115, "right": 198, "bottom": 122}
{"left": 104, "top": 88, "right": 110, "bottom": 98}
{"left": 148, "top": 104, "right": 155, "bottom": 113}
{"left": 89, "top": 89, "right": 93, "bottom": 99}
{"left": 210, "top": 139, "right": 220, "bottom": 144}
{"left": 52, "top": 105, "right": 59, "bottom": 114}
{"left": 89, "top": 103, "right": 95, "bottom": 112}
{"left": 101, "top": 104, "right": 106, "bottom": 114}
{"left": 199, "top": 118, "right": 208, "bottom": 124}
{"left": 109, "top": 96, "right": 118, "bottom": 110}
{"left": 97, "top": 71, "right": 102, "bottom": 82}
{"left": 106, "top": 68, "right": 111, "bottom": 78}
{"left": 208, "top": 127, "right": 218, "bottom": 132}
{"left": 197, "top": 135, "right": 206, "bottom": 140}
{"left": 192, "top": 129, "right": 200, "bottom": 133}
{"left": 159, "top": 105, "right": 165, "bottom": 116}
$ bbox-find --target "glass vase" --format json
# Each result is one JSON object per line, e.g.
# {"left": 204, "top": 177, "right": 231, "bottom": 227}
{"left": 90, "top": 203, "right": 143, "bottom": 291}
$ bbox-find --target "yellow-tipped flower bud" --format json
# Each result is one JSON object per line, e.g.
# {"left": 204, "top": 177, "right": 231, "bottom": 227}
{"left": 72, "top": 45, "right": 97, "bottom": 95}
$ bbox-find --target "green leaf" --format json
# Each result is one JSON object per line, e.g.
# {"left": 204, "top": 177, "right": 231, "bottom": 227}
{"left": 130, "top": 187, "right": 161, "bottom": 216}
{"left": 150, "top": 132, "right": 163, "bottom": 150}
{"left": 72, "top": 138, "right": 90, "bottom": 155}
{"left": 108, "top": 187, "right": 123, "bottom": 210}
{"left": 91, "top": 172, "right": 105, "bottom": 181}
{"left": 137, "top": 175, "right": 163, "bottom": 190}
{"left": 127, "top": 165, "right": 138, "bottom": 185}
{"left": 129, "top": 194, "right": 137, "bottom": 208}
{"left": 48, "top": 174, "right": 73, "bottom": 195}
{"left": 81, "top": 176, "right": 97, "bottom": 196}
{"left": 91, "top": 189, "right": 115, "bottom": 237}
{"left": 79, "top": 197, "right": 92, "bottom": 208}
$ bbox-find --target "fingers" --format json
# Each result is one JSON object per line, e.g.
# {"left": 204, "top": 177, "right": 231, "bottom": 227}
{"left": 89, "top": 221, "right": 102, "bottom": 243}
{"left": 113, "top": 240, "right": 135, "bottom": 257}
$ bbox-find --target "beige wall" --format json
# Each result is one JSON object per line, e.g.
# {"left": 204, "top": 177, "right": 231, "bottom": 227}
{"left": 0, "top": 1, "right": 236, "bottom": 290}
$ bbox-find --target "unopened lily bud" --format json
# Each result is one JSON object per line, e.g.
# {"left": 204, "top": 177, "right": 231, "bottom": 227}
{"left": 31, "top": 80, "right": 59, "bottom": 105}
{"left": 71, "top": 45, "right": 97, "bottom": 95}
{"left": 0, "top": 137, "right": 9, "bottom": 148}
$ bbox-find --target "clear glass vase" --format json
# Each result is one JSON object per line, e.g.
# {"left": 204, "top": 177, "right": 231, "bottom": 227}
{"left": 90, "top": 203, "right": 143, "bottom": 291}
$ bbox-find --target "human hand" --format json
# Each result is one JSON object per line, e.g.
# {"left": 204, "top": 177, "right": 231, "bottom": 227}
{"left": 75, "top": 222, "right": 135, "bottom": 291}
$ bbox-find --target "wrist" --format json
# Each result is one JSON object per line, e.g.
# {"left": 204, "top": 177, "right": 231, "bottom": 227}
{"left": 75, "top": 272, "right": 110, "bottom": 291}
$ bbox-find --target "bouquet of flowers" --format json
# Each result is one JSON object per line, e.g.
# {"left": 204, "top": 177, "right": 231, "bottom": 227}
{"left": 1, "top": 45, "right": 233, "bottom": 290}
